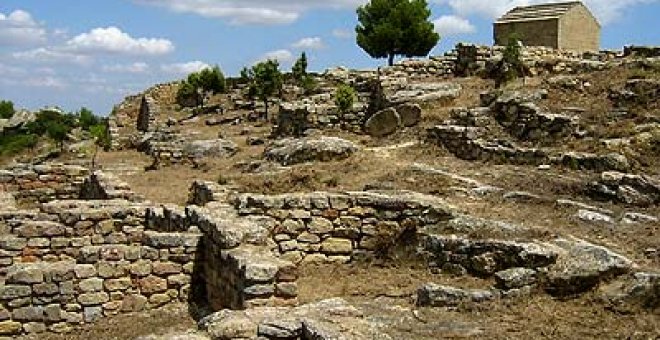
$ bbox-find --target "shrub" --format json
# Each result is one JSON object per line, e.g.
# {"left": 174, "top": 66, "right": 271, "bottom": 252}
{"left": 78, "top": 107, "right": 100, "bottom": 131}
{"left": 335, "top": 84, "right": 357, "bottom": 114}
{"left": 176, "top": 66, "right": 227, "bottom": 108}
{"left": 0, "top": 100, "right": 14, "bottom": 119}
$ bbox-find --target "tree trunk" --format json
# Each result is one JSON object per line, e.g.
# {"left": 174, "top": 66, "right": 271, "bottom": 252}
{"left": 388, "top": 54, "right": 394, "bottom": 67}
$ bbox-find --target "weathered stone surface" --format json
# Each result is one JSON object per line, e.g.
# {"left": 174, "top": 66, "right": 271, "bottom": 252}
{"left": 264, "top": 137, "right": 359, "bottom": 165}
{"left": 83, "top": 306, "right": 103, "bottom": 323}
{"left": 589, "top": 171, "right": 660, "bottom": 206}
{"left": 308, "top": 217, "right": 334, "bottom": 234}
{"left": 416, "top": 283, "right": 496, "bottom": 307}
{"left": 183, "top": 139, "right": 238, "bottom": 159}
{"left": 200, "top": 298, "right": 388, "bottom": 339}
{"left": 364, "top": 108, "right": 401, "bottom": 137}
{"left": 599, "top": 272, "right": 659, "bottom": 309}
{"left": 200, "top": 310, "right": 257, "bottom": 340}
{"left": 321, "top": 238, "right": 353, "bottom": 255}
{"left": 12, "top": 306, "right": 43, "bottom": 322}
{"left": 139, "top": 275, "right": 168, "bottom": 294}
{"left": 6, "top": 265, "right": 44, "bottom": 284}
{"left": 121, "top": 294, "right": 148, "bottom": 312}
{"left": 494, "top": 268, "right": 537, "bottom": 290}
{"left": 576, "top": 209, "right": 614, "bottom": 224}
{"left": 0, "top": 285, "right": 32, "bottom": 300}
{"left": 258, "top": 319, "right": 302, "bottom": 338}
{"left": 389, "top": 82, "right": 461, "bottom": 104}
{"left": 0, "top": 320, "right": 22, "bottom": 335}
{"left": 621, "top": 212, "right": 658, "bottom": 224}
{"left": 79, "top": 278, "right": 104, "bottom": 292}
{"left": 546, "top": 237, "right": 634, "bottom": 296}
{"left": 395, "top": 103, "right": 422, "bottom": 127}
{"left": 78, "top": 292, "right": 110, "bottom": 306}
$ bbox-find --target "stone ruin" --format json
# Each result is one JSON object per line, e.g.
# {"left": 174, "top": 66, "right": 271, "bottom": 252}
{"left": 137, "top": 96, "right": 159, "bottom": 133}
{"left": 107, "top": 43, "right": 643, "bottom": 148}
{"left": 0, "top": 162, "right": 657, "bottom": 337}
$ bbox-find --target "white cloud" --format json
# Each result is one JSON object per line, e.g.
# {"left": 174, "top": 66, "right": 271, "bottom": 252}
{"left": 12, "top": 47, "right": 92, "bottom": 65}
{"left": 134, "top": 0, "right": 368, "bottom": 25}
{"left": 65, "top": 26, "right": 174, "bottom": 55}
{"left": 102, "top": 62, "right": 150, "bottom": 73}
{"left": 258, "top": 49, "right": 294, "bottom": 64}
{"left": 22, "top": 76, "right": 67, "bottom": 89}
{"left": 291, "top": 37, "right": 325, "bottom": 49}
{"left": 433, "top": 15, "right": 476, "bottom": 36}
{"left": 434, "top": 0, "right": 659, "bottom": 25}
{"left": 1, "top": 74, "right": 67, "bottom": 89}
{"left": 332, "top": 28, "right": 353, "bottom": 39}
{"left": 0, "top": 9, "right": 47, "bottom": 45}
{"left": 161, "top": 61, "right": 211, "bottom": 74}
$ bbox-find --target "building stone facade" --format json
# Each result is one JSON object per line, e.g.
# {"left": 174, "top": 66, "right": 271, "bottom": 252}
{"left": 494, "top": 1, "right": 600, "bottom": 51}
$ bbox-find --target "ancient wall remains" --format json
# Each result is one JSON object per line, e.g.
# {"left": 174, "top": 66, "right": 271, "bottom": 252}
{"left": 0, "top": 200, "right": 200, "bottom": 335}
{"left": 0, "top": 164, "right": 89, "bottom": 206}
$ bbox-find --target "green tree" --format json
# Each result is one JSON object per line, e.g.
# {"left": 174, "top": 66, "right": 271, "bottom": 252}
{"left": 176, "top": 66, "right": 227, "bottom": 107}
{"left": 503, "top": 35, "right": 524, "bottom": 82}
{"left": 292, "top": 52, "right": 308, "bottom": 82}
{"left": 335, "top": 84, "right": 357, "bottom": 114}
{"left": 243, "top": 59, "right": 283, "bottom": 119}
{"left": 0, "top": 100, "right": 15, "bottom": 119}
{"left": 356, "top": 0, "right": 440, "bottom": 66}
{"left": 46, "top": 122, "right": 68, "bottom": 151}
{"left": 78, "top": 107, "right": 100, "bottom": 130}
{"left": 90, "top": 123, "right": 110, "bottom": 169}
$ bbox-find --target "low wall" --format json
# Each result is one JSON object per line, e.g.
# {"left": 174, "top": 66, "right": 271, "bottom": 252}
{"left": 0, "top": 164, "right": 89, "bottom": 206}
{"left": 427, "top": 125, "right": 630, "bottom": 172}
{"left": 0, "top": 200, "right": 200, "bottom": 336}
{"left": 232, "top": 191, "right": 455, "bottom": 264}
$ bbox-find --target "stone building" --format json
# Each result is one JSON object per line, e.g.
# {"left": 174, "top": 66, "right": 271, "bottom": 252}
{"left": 494, "top": 1, "right": 600, "bottom": 51}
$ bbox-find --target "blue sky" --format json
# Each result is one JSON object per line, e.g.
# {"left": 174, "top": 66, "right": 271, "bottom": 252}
{"left": 1, "top": 0, "right": 658, "bottom": 115}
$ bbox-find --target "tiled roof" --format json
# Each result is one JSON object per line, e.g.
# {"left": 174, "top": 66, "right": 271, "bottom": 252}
{"left": 496, "top": 1, "right": 582, "bottom": 24}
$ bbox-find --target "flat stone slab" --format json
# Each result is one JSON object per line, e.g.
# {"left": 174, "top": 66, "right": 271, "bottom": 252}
{"left": 199, "top": 298, "right": 391, "bottom": 340}
{"left": 264, "top": 137, "right": 359, "bottom": 166}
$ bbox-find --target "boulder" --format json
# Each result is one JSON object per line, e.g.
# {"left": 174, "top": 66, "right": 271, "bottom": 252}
{"left": 395, "top": 103, "right": 422, "bottom": 127}
{"left": 599, "top": 272, "right": 659, "bottom": 309}
{"left": 183, "top": 139, "right": 238, "bottom": 159}
{"left": 264, "top": 137, "right": 359, "bottom": 165}
{"left": 364, "top": 108, "right": 401, "bottom": 137}
{"left": 546, "top": 237, "right": 634, "bottom": 296}
{"left": 589, "top": 171, "right": 660, "bottom": 206}
{"left": 494, "top": 268, "right": 537, "bottom": 290}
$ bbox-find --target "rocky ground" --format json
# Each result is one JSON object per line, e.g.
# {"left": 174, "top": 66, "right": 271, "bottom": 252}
{"left": 2, "top": 51, "right": 659, "bottom": 339}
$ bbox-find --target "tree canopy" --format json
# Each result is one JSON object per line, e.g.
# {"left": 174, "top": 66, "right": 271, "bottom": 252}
{"left": 0, "top": 100, "right": 15, "bottom": 119}
{"left": 175, "top": 66, "right": 226, "bottom": 107}
{"left": 292, "top": 52, "right": 308, "bottom": 82}
{"left": 242, "top": 59, "right": 283, "bottom": 117}
{"left": 356, "top": 0, "right": 440, "bottom": 66}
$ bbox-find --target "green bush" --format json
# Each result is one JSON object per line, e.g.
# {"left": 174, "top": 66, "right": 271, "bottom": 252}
{"left": 335, "top": 84, "right": 356, "bottom": 114}
{"left": 292, "top": 52, "right": 308, "bottom": 82}
{"left": 176, "top": 66, "right": 227, "bottom": 108}
{"left": 0, "top": 100, "right": 14, "bottom": 119}
{"left": 242, "top": 59, "right": 283, "bottom": 117}
{"left": 78, "top": 107, "right": 100, "bottom": 131}
{"left": 0, "top": 134, "right": 38, "bottom": 156}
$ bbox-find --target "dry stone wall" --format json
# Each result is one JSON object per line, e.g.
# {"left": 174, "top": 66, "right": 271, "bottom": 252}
{"left": 231, "top": 191, "right": 455, "bottom": 264}
{"left": 0, "top": 164, "right": 89, "bottom": 206}
{"left": 0, "top": 200, "right": 200, "bottom": 336}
